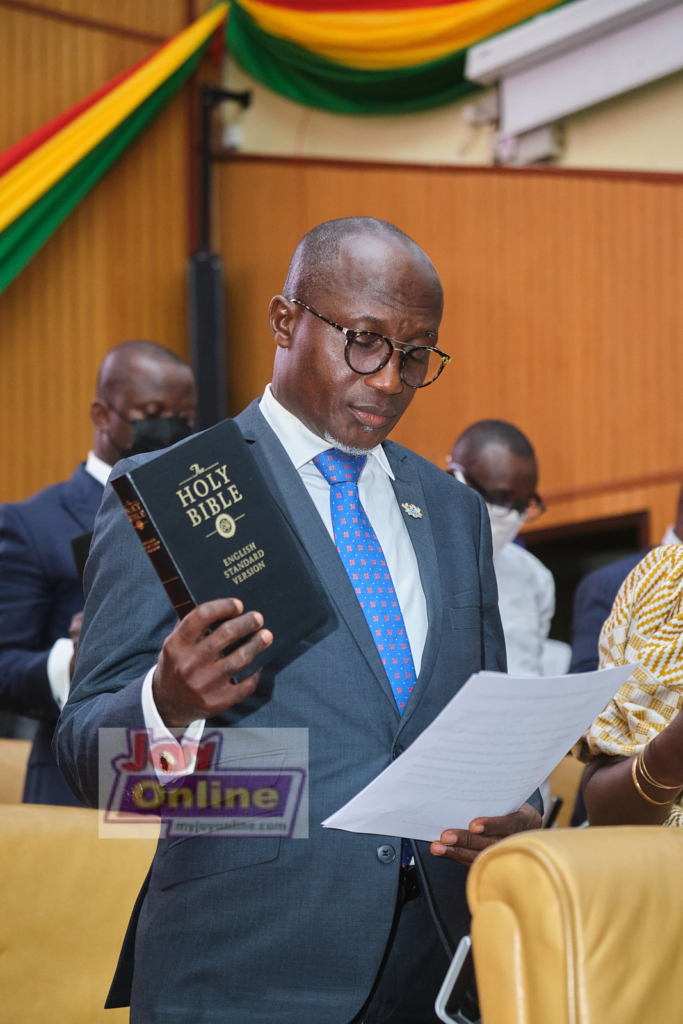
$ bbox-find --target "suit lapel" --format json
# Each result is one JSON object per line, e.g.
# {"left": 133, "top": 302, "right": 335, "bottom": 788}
{"left": 237, "top": 403, "right": 401, "bottom": 718}
{"left": 384, "top": 443, "right": 443, "bottom": 730}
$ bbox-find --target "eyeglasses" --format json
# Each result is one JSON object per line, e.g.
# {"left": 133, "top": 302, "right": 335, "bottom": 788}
{"left": 448, "top": 462, "right": 546, "bottom": 523}
{"left": 290, "top": 298, "right": 451, "bottom": 389}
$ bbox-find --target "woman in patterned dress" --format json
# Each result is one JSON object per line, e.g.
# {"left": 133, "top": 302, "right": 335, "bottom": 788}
{"left": 576, "top": 545, "right": 683, "bottom": 825}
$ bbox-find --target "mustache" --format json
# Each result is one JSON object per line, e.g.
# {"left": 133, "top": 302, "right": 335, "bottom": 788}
{"left": 351, "top": 403, "right": 400, "bottom": 418}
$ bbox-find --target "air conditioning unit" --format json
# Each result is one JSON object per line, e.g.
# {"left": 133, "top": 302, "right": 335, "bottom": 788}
{"left": 466, "top": 0, "right": 683, "bottom": 138}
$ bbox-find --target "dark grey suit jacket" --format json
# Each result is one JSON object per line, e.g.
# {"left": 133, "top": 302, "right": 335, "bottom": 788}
{"left": 55, "top": 400, "right": 518, "bottom": 1024}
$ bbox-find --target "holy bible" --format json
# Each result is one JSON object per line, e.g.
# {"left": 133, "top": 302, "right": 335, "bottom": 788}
{"left": 111, "top": 418, "right": 329, "bottom": 673}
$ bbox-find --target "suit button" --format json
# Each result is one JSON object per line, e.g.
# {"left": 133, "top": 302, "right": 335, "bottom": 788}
{"left": 376, "top": 844, "right": 396, "bottom": 864}
{"left": 392, "top": 746, "right": 405, "bottom": 761}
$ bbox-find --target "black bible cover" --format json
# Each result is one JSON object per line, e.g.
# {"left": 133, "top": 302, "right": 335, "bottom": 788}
{"left": 111, "top": 418, "right": 328, "bottom": 672}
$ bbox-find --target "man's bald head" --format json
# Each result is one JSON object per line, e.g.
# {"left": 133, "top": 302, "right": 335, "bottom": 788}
{"left": 451, "top": 420, "right": 538, "bottom": 510}
{"left": 452, "top": 420, "right": 535, "bottom": 465}
{"left": 270, "top": 218, "right": 446, "bottom": 452}
{"left": 91, "top": 340, "right": 196, "bottom": 466}
{"left": 283, "top": 217, "right": 443, "bottom": 311}
{"left": 96, "top": 340, "right": 187, "bottom": 403}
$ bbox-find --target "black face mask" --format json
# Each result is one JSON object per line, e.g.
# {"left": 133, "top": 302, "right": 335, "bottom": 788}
{"left": 109, "top": 408, "right": 194, "bottom": 460}
{"left": 126, "top": 416, "right": 194, "bottom": 457}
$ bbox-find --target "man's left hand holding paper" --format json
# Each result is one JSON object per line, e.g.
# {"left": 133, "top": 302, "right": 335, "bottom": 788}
{"left": 430, "top": 801, "right": 542, "bottom": 866}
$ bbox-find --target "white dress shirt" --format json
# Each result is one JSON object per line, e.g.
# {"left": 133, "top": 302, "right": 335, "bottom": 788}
{"left": 493, "top": 542, "right": 555, "bottom": 678}
{"left": 47, "top": 451, "right": 112, "bottom": 710}
{"left": 142, "top": 384, "right": 429, "bottom": 780}
{"left": 493, "top": 541, "right": 560, "bottom": 824}
{"left": 84, "top": 450, "right": 113, "bottom": 488}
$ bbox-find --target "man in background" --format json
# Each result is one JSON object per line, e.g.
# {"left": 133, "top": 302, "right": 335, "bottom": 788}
{"left": 0, "top": 340, "right": 196, "bottom": 805}
{"left": 569, "top": 482, "right": 683, "bottom": 674}
{"left": 449, "top": 420, "right": 564, "bottom": 677}
{"left": 449, "top": 420, "right": 565, "bottom": 824}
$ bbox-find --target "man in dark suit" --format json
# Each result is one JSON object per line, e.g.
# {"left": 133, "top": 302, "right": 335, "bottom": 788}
{"left": 56, "top": 218, "right": 541, "bottom": 1022}
{"left": 0, "top": 340, "right": 196, "bottom": 805}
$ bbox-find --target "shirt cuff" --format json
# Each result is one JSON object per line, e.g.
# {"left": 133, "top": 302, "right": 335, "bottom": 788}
{"left": 141, "top": 665, "right": 205, "bottom": 784}
{"left": 47, "top": 638, "right": 74, "bottom": 710}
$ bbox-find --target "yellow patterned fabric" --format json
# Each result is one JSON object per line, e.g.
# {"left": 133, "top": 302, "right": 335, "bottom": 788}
{"left": 573, "top": 545, "right": 683, "bottom": 826}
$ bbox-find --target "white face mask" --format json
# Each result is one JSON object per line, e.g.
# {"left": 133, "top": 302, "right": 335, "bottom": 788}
{"left": 486, "top": 506, "right": 526, "bottom": 554}
{"left": 450, "top": 466, "right": 525, "bottom": 554}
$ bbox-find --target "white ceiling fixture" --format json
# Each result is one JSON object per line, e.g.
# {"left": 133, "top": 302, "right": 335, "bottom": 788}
{"left": 466, "top": 0, "right": 683, "bottom": 139}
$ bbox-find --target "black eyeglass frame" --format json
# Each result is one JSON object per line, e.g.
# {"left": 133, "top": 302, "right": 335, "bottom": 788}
{"left": 290, "top": 297, "right": 451, "bottom": 389}
{"left": 449, "top": 462, "right": 546, "bottom": 520}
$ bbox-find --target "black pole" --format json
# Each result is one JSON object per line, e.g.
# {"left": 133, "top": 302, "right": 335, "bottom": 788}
{"left": 199, "top": 87, "right": 213, "bottom": 253}
{"left": 189, "top": 84, "right": 251, "bottom": 431}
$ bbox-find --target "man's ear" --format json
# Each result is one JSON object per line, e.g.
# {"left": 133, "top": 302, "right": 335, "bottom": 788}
{"left": 90, "top": 398, "right": 109, "bottom": 430}
{"left": 269, "top": 296, "right": 297, "bottom": 350}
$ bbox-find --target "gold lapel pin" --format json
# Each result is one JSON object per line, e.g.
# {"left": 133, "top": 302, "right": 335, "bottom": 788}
{"left": 401, "top": 503, "right": 422, "bottom": 519}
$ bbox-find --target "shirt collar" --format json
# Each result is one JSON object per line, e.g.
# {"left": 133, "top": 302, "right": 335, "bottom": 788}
{"left": 85, "top": 450, "right": 113, "bottom": 487}
{"left": 259, "top": 384, "right": 394, "bottom": 479}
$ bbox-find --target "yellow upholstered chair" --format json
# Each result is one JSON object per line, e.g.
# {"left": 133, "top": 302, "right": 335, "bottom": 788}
{"left": 466, "top": 827, "right": 683, "bottom": 1024}
{"left": 0, "top": 803, "right": 156, "bottom": 1023}
{"left": 548, "top": 755, "right": 586, "bottom": 828}
{"left": 0, "top": 737, "right": 31, "bottom": 802}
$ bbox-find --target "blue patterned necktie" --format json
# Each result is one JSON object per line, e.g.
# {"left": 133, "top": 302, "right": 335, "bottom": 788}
{"left": 312, "top": 448, "right": 416, "bottom": 868}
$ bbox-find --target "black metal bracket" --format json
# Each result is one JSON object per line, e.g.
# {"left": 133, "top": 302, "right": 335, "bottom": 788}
{"left": 199, "top": 84, "right": 251, "bottom": 252}
{"left": 201, "top": 84, "right": 252, "bottom": 110}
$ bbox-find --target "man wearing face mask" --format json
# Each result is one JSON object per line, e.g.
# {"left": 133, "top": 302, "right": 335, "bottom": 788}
{"left": 0, "top": 340, "right": 196, "bottom": 805}
{"left": 448, "top": 420, "right": 555, "bottom": 678}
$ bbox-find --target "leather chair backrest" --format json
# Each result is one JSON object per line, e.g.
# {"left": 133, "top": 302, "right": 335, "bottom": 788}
{"left": 0, "top": 738, "right": 31, "bottom": 802}
{"left": 0, "top": 804, "right": 156, "bottom": 1022}
{"left": 467, "top": 826, "right": 683, "bottom": 1024}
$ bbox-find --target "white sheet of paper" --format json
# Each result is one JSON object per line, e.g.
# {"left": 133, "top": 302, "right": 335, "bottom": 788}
{"left": 322, "top": 665, "right": 634, "bottom": 841}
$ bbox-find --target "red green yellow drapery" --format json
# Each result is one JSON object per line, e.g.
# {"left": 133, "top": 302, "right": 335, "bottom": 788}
{"left": 0, "top": 0, "right": 571, "bottom": 290}
{"left": 0, "top": 3, "right": 228, "bottom": 294}
{"left": 226, "top": 0, "right": 565, "bottom": 114}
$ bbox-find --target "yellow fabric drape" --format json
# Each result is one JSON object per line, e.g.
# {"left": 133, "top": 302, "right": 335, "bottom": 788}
{"left": 239, "top": 0, "right": 557, "bottom": 69}
{"left": 0, "top": 3, "right": 228, "bottom": 234}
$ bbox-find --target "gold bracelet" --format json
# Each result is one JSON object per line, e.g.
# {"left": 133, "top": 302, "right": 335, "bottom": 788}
{"left": 638, "top": 746, "right": 683, "bottom": 790}
{"left": 631, "top": 754, "right": 671, "bottom": 805}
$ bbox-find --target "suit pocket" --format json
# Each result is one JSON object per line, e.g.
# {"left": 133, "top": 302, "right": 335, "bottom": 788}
{"left": 155, "top": 835, "right": 281, "bottom": 890}
{"left": 450, "top": 606, "right": 480, "bottom": 630}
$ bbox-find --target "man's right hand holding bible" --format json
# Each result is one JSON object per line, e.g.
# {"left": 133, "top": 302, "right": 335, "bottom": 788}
{"left": 152, "top": 597, "right": 272, "bottom": 727}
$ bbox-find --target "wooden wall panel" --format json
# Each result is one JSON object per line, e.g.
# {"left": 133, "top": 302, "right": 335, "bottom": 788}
{"left": 218, "top": 157, "right": 683, "bottom": 539}
{"left": 0, "top": 1, "right": 195, "bottom": 502}
{"left": 0, "top": 4, "right": 179, "bottom": 153}
{"left": 3, "top": 0, "right": 683, "bottom": 545}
